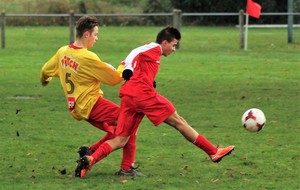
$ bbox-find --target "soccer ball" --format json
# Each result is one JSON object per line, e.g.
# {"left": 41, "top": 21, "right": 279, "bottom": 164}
{"left": 241, "top": 108, "right": 266, "bottom": 132}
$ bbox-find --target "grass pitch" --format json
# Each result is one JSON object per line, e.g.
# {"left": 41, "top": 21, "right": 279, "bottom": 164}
{"left": 0, "top": 26, "right": 299, "bottom": 190}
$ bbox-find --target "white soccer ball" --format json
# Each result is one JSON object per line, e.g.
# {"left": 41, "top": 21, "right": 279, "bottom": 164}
{"left": 241, "top": 108, "right": 266, "bottom": 132}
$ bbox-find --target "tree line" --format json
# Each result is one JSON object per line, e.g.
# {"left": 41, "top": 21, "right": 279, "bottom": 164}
{"left": 3, "top": 0, "right": 299, "bottom": 26}
{"left": 144, "top": 0, "right": 300, "bottom": 25}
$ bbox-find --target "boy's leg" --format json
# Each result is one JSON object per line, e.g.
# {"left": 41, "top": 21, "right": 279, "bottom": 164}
{"left": 165, "top": 111, "right": 234, "bottom": 162}
{"left": 76, "top": 96, "right": 143, "bottom": 177}
{"left": 82, "top": 97, "right": 138, "bottom": 171}
{"left": 120, "top": 133, "right": 136, "bottom": 171}
{"left": 117, "top": 126, "right": 143, "bottom": 176}
{"left": 75, "top": 136, "right": 130, "bottom": 178}
{"left": 89, "top": 132, "right": 116, "bottom": 153}
{"left": 142, "top": 94, "right": 234, "bottom": 163}
{"left": 116, "top": 100, "right": 145, "bottom": 176}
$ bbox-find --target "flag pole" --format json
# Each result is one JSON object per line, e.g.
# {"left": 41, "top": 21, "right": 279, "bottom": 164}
{"left": 244, "top": 14, "right": 249, "bottom": 51}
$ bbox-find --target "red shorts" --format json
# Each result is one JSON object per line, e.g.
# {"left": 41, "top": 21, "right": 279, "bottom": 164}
{"left": 87, "top": 97, "right": 119, "bottom": 134}
{"left": 115, "top": 94, "right": 175, "bottom": 136}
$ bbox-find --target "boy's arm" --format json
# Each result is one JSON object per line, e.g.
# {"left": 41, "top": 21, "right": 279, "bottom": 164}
{"left": 40, "top": 54, "right": 59, "bottom": 86}
{"left": 92, "top": 60, "right": 123, "bottom": 86}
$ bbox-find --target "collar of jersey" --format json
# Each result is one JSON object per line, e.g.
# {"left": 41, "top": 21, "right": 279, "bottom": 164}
{"left": 69, "top": 44, "right": 83, "bottom": 50}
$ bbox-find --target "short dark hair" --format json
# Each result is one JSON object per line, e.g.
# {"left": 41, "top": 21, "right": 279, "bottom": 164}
{"left": 75, "top": 16, "right": 98, "bottom": 38}
{"left": 156, "top": 26, "right": 181, "bottom": 44}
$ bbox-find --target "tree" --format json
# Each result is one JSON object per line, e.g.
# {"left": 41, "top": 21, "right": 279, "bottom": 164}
{"left": 143, "top": 0, "right": 172, "bottom": 25}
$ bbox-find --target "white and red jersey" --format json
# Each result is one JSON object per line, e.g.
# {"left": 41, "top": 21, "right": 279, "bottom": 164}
{"left": 119, "top": 42, "right": 162, "bottom": 99}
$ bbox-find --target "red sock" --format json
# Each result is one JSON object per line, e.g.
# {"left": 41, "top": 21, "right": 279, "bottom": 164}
{"left": 91, "top": 142, "right": 112, "bottom": 163}
{"left": 193, "top": 134, "right": 217, "bottom": 155}
{"left": 121, "top": 134, "right": 136, "bottom": 171}
{"left": 90, "top": 133, "right": 115, "bottom": 153}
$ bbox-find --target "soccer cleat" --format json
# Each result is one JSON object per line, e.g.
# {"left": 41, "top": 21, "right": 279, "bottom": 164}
{"left": 210, "top": 145, "right": 235, "bottom": 163}
{"left": 115, "top": 167, "right": 143, "bottom": 177}
{"left": 74, "top": 155, "right": 94, "bottom": 178}
{"left": 78, "top": 146, "right": 91, "bottom": 158}
{"left": 74, "top": 159, "right": 84, "bottom": 177}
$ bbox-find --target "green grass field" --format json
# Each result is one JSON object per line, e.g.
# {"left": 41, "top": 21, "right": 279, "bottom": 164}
{"left": 0, "top": 26, "right": 299, "bottom": 190}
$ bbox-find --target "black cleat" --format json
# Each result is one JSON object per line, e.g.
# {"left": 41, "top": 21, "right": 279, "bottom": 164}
{"left": 78, "top": 146, "right": 91, "bottom": 158}
{"left": 115, "top": 165, "right": 143, "bottom": 177}
{"left": 74, "top": 156, "right": 90, "bottom": 178}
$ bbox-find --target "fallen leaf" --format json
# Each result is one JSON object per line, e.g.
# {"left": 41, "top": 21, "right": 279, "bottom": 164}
{"left": 120, "top": 176, "right": 128, "bottom": 184}
{"left": 16, "top": 109, "right": 21, "bottom": 114}
{"left": 211, "top": 178, "right": 219, "bottom": 183}
{"left": 243, "top": 178, "right": 250, "bottom": 182}
{"left": 181, "top": 165, "right": 188, "bottom": 170}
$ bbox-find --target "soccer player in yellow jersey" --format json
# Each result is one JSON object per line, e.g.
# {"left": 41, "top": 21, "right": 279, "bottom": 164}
{"left": 40, "top": 16, "right": 140, "bottom": 177}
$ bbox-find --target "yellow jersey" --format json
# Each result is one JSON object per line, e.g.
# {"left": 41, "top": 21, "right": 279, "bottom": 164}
{"left": 40, "top": 44, "right": 123, "bottom": 120}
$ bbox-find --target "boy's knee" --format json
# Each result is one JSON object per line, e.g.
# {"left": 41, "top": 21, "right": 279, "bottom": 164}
{"left": 118, "top": 136, "right": 130, "bottom": 148}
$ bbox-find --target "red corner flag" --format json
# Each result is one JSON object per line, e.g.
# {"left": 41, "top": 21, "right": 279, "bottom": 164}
{"left": 246, "top": 0, "right": 261, "bottom": 19}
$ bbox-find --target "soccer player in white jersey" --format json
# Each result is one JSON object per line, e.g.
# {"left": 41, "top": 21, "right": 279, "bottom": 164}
{"left": 76, "top": 26, "right": 235, "bottom": 178}
{"left": 40, "top": 15, "right": 140, "bottom": 177}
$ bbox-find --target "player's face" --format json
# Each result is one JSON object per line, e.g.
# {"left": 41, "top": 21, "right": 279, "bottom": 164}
{"left": 86, "top": 26, "right": 98, "bottom": 48}
{"left": 161, "top": 39, "right": 178, "bottom": 56}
